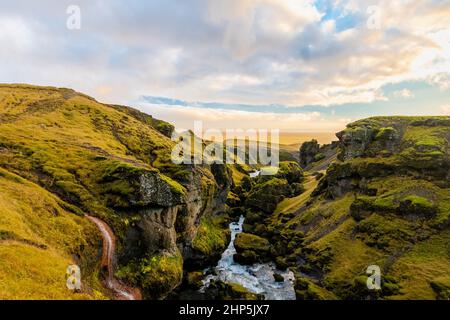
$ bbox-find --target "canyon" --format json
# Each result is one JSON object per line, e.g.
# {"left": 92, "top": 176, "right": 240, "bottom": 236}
{"left": 0, "top": 84, "right": 449, "bottom": 300}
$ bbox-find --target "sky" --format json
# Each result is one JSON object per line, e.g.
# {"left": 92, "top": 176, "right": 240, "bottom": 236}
{"left": 0, "top": 0, "right": 449, "bottom": 132}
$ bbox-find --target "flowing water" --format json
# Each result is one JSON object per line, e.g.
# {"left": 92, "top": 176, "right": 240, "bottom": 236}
{"left": 201, "top": 216, "right": 296, "bottom": 300}
{"left": 249, "top": 170, "right": 261, "bottom": 178}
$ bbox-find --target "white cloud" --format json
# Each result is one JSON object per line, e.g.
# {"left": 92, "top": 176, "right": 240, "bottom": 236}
{"left": 441, "top": 105, "right": 450, "bottom": 115}
{"left": 393, "top": 89, "right": 414, "bottom": 99}
{"left": 136, "top": 102, "right": 346, "bottom": 132}
{"left": 427, "top": 73, "right": 450, "bottom": 91}
{"left": 0, "top": 17, "right": 34, "bottom": 50}
{"left": 0, "top": 0, "right": 449, "bottom": 112}
{"left": 205, "top": 0, "right": 322, "bottom": 60}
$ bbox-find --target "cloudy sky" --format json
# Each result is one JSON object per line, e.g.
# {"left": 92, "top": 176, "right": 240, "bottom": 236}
{"left": 1, "top": 0, "right": 449, "bottom": 132}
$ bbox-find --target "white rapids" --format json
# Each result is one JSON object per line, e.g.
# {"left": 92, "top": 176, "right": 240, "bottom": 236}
{"left": 249, "top": 170, "right": 261, "bottom": 178}
{"left": 201, "top": 215, "right": 296, "bottom": 300}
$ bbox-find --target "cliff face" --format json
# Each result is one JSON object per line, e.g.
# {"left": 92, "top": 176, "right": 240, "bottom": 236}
{"left": 0, "top": 84, "right": 231, "bottom": 299}
{"left": 320, "top": 117, "right": 450, "bottom": 198}
{"left": 265, "top": 117, "right": 450, "bottom": 300}
{"left": 299, "top": 140, "right": 339, "bottom": 171}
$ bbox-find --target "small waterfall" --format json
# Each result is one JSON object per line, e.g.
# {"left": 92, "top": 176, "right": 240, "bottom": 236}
{"left": 201, "top": 215, "right": 296, "bottom": 300}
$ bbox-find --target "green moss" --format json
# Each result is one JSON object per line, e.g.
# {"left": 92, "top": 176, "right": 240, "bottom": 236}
{"left": 116, "top": 250, "right": 183, "bottom": 299}
{"left": 375, "top": 127, "right": 396, "bottom": 140}
{"left": 388, "top": 230, "right": 450, "bottom": 299}
{"left": 430, "top": 277, "right": 450, "bottom": 300}
{"left": 356, "top": 214, "right": 417, "bottom": 250}
{"left": 401, "top": 195, "right": 434, "bottom": 208}
{"left": 226, "top": 192, "right": 241, "bottom": 207}
{"left": 274, "top": 175, "right": 319, "bottom": 215}
{"left": 234, "top": 250, "right": 259, "bottom": 265}
{"left": 246, "top": 177, "right": 293, "bottom": 213}
{"left": 276, "top": 161, "right": 304, "bottom": 183}
{"left": 295, "top": 277, "right": 336, "bottom": 300}
{"left": 185, "top": 271, "right": 204, "bottom": 290}
{"left": 234, "top": 233, "right": 270, "bottom": 253}
{"left": 192, "top": 214, "right": 230, "bottom": 256}
{"left": 207, "top": 281, "right": 263, "bottom": 300}
{"left": 159, "top": 173, "right": 186, "bottom": 196}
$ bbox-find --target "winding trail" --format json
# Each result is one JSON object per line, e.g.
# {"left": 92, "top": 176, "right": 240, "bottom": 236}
{"left": 86, "top": 216, "right": 141, "bottom": 300}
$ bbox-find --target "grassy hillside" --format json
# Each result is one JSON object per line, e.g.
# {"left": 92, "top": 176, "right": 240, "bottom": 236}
{"left": 261, "top": 117, "right": 450, "bottom": 300}
{"left": 0, "top": 84, "right": 187, "bottom": 228}
{"left": 0, "top": 167, "right": 104, "bottom": 299}
{"left": 0, "top": 84, "right": 225, "bottom": 299}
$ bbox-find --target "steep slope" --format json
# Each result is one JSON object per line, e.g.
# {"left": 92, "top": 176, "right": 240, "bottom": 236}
{"left": 299, "top": 140, "right": 339, "bottom": 171}
{"left": 266, "top": 117, "right": 450, "bottom": 300}
{"left": 0, "top": 167, "right": 104, "bottom": 299}
{"left": 0, "top": 84, "right": 231, "bottom": 299}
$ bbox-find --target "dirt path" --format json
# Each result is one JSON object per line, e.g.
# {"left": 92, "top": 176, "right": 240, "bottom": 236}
{"left": 86, "top": 216, "right": 141, "bottom": 300}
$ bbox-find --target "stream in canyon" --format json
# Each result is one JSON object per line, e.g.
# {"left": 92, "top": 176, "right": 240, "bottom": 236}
{"left": 200, "top": 215, "right": 296, "bottom": 300}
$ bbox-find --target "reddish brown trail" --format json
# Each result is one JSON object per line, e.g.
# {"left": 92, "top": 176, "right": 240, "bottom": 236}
{"left": 87, "top": 216, "right": 141, "bottom": 300}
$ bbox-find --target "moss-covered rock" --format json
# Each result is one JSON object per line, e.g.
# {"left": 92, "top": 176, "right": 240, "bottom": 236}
{"left": 191, "top": 214, "right": 230, "bottom": 259}
{"left": 246, "top": 178, "right": 292, "bottom": 213}
{"left": 205, "top": 281, "right": 263, "bottom": 300}
{"left": 116, "top": 250, "right": 183, "bottom": 299}
{"left": 294, "top": 277, "right": 335, "bottom": 300}
{"left": 398, "top": 195, "right": 437, "bottom": 216}
{"left": 299, "top": 140, "right": 320, "bottom": 167}
{"left": 234, "top": 250, "right": 259, "bottom": 265}
{"left": 233, "top": 233, "right": 271, "bottom": 265}
{"left": 185, "top": 271, "right": 204, "bottom": 290}
{"left": 234, "top": 233, "right": 270, "bottom": 253}
{"left": 275, "top": 161, "right": 304, "bottom": 184}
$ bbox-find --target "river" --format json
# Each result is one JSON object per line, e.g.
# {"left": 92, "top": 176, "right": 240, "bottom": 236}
{"left": 200, "top": 215, "right": 296, "bottom": 300}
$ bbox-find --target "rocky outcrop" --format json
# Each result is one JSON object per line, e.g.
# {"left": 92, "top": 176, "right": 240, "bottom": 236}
{"left": 245, "top": 162, "right": 304, "bottom": 214}
{"left": 203, "top": 281, "right": 264, "bottom": 300}
{"left": 299, "top": 140, "right": 320, "bottom": 168}
{"left": 316, "top": 117, "right": 450, "bottom": 198}
{"left": 336, "top": 118, "right": 405, "bottom": 161}
{"left": 112, "top": 162, "right": 232, "bottom": 298}
{"left": 299, "top": 140, "right": 339, "bottom": 170}
{"left": 234, "top": 233, "right": 271, "bottom": 264}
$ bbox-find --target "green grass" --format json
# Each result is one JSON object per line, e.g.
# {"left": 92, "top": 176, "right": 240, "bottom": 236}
{"left": 0, "top": 168, "right": 104, "bottom": 299}
{"left": 274, "top": 175, "right": 318, "bottom": 215}
{"left": 388, "top": 230, "right": 450, "bottom": 299}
